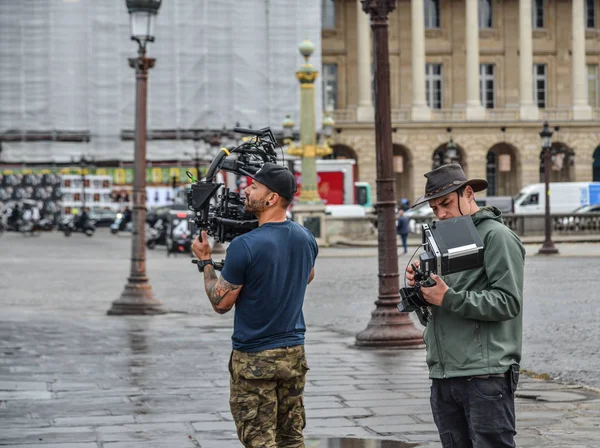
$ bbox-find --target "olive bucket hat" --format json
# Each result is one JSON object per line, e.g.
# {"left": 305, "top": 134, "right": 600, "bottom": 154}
{"left": 413, "top": 163, "right": 488, "bottom": 208}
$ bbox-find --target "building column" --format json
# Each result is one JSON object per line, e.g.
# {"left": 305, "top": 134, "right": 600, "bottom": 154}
{"left": 465, "top": 0, "right": 485, "bottom": 120}
{"left": 356, "top": 0, "right": 374, "bottom": 121}
{"left": 572, "top": 0, "right": 592, "bottom": 119}
{"left": 411, "top": 0, "right": 431, "bottom": 120}
{"left": 519, "top": 0, "right": 539, "bottom": 120}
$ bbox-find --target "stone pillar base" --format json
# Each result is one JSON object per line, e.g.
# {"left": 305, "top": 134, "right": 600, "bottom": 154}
{"left": 356, "top": 105, "right": 375, "bottom": 121}
{"left": 572, "top": 105, "right": 593, "bottom": 120}
{"left": 292, "top": 204, "right": 328, "bottom": 247}
{"left": 519, "top": 104, "right": 539, "bottom": 121}
{"left": 411, "top": 106, "right": 431, "bottom": 121}
{"left": 108, "top": 281, "right": 166, "bottom": 315}
{"left": 465, "top": 104, "right": 486, "bottom": 121}
{"left": 355, "top": 305, "right": 424, "bottom": 348}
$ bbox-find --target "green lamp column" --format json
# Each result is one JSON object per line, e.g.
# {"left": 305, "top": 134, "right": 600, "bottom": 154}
{"left": 292, "top": 40, "right": 321, "bottom": 204}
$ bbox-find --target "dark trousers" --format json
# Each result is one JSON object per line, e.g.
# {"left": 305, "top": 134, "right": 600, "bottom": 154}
{"left": 430, "top": 373, "right": 517, "bottom": 448}
{"left": 399, "top": 233, "right": 408, "bottom": 253}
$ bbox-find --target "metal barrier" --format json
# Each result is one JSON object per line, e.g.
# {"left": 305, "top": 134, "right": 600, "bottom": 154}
{"left": 502, "top": 213, "right": 600, "bottom": 236}
{"left": 411, "top": 213, "right": 600, "bottom": 237}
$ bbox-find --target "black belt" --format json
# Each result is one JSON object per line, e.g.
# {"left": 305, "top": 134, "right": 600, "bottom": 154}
{"left": 469, "top": 372, "right": 507, "bottom": 380}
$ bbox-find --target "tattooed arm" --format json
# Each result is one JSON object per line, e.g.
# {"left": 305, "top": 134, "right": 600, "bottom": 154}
{"left": 203, "top": 264, "right": 243, "bottom": 314}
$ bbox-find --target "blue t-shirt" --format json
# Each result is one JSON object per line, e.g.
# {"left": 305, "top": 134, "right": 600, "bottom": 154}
{"left": 221, "top": 220, "right": 318, "bottom": 353}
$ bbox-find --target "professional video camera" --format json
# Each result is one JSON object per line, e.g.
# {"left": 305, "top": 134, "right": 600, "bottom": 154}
{"left": 186, "top": 127, "right": 280, "bottom": 270}
{"left": 398, "top": 215, "right": 485, "bottom": 322}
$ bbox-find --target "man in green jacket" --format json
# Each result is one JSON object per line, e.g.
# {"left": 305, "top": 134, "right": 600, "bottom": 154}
{"left": 406, "top": 163, "right": 525, "bottom": 448}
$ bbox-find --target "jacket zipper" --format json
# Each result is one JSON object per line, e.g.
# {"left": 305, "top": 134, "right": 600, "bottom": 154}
{"left": 433, "top": 312, "right": 446, "bottom": 378}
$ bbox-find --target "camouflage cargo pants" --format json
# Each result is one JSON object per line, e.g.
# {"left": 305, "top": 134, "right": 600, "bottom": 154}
{"left": 229, "top": 345, "right": 309, "bottom": 448}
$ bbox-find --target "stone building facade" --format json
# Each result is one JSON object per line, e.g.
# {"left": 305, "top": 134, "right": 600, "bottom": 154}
{"left": 321, "top": 0, "right": 600, "bottom": 204}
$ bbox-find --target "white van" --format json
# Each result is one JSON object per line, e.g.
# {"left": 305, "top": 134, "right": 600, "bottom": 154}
{"left": 513, "top": 182, "right": 600, "bottom": 214}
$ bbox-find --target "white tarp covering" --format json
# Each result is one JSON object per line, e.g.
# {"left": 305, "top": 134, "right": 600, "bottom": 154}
{"left": 0, "top": 0, "right": 322, "bottom": 162}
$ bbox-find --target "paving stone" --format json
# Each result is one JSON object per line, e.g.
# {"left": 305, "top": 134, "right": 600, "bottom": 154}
{"left": 338, "top": 391, "right": 409, "bottom": 401}
{"left": 135, "top": 412, "right": 222, "bottom": 424}
{"left": 306, "top": 418, "right": 356, "bottom": 428}
{"left": 196, "top": 439, "right": 241, "bottom": 448}
{"left": 344, "top": 399, "right": 427, "bottom": 409}
{"left": 367, "top": 423, "right": 439, "bottom": 434}
{"left": 0, "top": 381, "right": 48, "bottom": 391}
{"left": 0, "top": 390, "right": 52, "bottom": 400}
{"left": 191, "top": 420, "right": 238, "bottom": 431}
{"left": 517, "top": 390, "right": 589, "bottom": 402}
{"left": 102, "top": 434, "right": 199, "bottom": 447}
{"left": 355, "top": 416, "right": 420, "bottom": 427}
{"left": 96, "top": 422, "right": 189, "bottom": 434}
{"left": 307, "top": 407, "right": 372, "bottom": 419}
{"left": 0, "top": 427, "right": 97, "bottom": 445}
{"left": 1, "top": 444, "right": 98, "bottom": 448}
{"left": 53, "top": 414, "right": 136, "bottom": 426}
{"left": 304, "top": 426, "right": 375, "bottom": 438}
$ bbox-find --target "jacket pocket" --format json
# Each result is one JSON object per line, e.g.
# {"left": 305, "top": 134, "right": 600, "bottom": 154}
{"left": 439, "top": 316, "right": 484, "bottom": 370}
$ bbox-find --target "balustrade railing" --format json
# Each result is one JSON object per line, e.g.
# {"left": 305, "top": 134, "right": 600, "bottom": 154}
{"left": 332, "top": 109, "right": 357, "bottom": 122}
{"left": 540, "top": 109, "right": 573, "bottom": 121}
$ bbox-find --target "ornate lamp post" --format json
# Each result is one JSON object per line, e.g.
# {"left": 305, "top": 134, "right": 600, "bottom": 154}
{"left": 356, "top": 0, "right": 422, "bottom": 347}
{"left": 538, "top": 121, "right": 559, "bottom": 255}
{"left": 108, "top": 0, "right": 165, "bottom": 315}
{"left": 285, "top": 40, "right": 334, "bottom": 204}
{"left": 445, "top": 138, "right": 458, "bottom": 165}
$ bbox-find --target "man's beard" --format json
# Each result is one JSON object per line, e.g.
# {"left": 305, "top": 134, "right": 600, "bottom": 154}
{"left": 244, "top": 196, "right": 267, "bottom": 214}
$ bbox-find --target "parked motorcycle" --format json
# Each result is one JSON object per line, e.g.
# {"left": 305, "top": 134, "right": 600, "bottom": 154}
{"left": 146, "top": 218, "right": 167, "bottom": 249}
{"left": 63, "top": 216, "right": 96, "bottom": 237}
{"left": 165, "top": 210, "right": 196, "bottom": 256}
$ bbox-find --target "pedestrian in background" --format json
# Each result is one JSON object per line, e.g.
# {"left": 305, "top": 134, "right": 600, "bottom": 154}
{"left": 396, "top": 209, "right": 410, "bottom": 254}
{"left": 406, "top": 163, "right": 525, "bottom": 448}
{"left": 192, "top": 163, "right": 317, "bottom": 448}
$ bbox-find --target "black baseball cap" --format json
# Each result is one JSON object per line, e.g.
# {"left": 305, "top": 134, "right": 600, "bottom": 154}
{"left": 247, "top": 162, "right": 297, "bottom": 201}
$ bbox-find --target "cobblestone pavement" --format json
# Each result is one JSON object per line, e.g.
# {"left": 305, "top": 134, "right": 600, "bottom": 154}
{"left": 0, "top": 230, "right": 599, "bottom": 447}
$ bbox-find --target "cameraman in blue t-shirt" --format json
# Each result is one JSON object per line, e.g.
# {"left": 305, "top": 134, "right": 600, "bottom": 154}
{"left": 192, "top": 162, "right": 318, "bottom": 448}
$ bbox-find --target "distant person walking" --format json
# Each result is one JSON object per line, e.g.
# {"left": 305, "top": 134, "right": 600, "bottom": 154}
{"left": 396, "top": 209, "right": 410, "bottom": 254}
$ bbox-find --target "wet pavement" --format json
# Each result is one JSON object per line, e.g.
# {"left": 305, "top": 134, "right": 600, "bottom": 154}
{"left": 1, "top": 230, "right": 600, "bottom": 447}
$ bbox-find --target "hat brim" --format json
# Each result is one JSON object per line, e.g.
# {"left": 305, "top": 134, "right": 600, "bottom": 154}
{"left": 412, "top": 178, "right": 488, "bottom": 208}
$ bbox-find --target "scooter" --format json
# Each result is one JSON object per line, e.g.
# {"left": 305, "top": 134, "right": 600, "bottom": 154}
{"left": 63, "top": 216, "right": 96, "bottom": 237}
{"left": 110, "top": 213, "right": 131, "bottom": 235}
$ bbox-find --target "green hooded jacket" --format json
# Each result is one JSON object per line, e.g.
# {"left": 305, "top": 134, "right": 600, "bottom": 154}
{"left": 423, "top": 206, "right": 525, "bottom": 379}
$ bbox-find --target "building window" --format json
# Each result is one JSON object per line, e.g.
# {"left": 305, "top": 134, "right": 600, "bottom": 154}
{"left": 424, "top": 0, "right": 440, "bottom": 29}
{"left": 586, "top": 0, "right": 596, "bottom": 28}
{"left": 533, "top": 64, "right": 547, "bottom": 109}
{"left": 322, "top": 63, "right": 338, "bottom": 111}
{"left": 589, "top": 64, "right": 599, "bottom": 108}
{"left": 479, "top": 64, "right": 495, "bottom": 109}
{"left": 478, "top": 0, "right": 493, "bottom": 29}
{"left": 425, "top": 64, "right": 443, "bottom": 109}
{"left": 322, "top": 0, "right": 335, "bottom": 30}
{"left": 532, "top": 0, "right": 545, "bottom": 29}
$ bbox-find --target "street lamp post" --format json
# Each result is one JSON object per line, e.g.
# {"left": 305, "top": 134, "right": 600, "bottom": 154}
{"left": 284, "top": 41, "right": 335, "bottom": 245}
{"left": 108, "top": 0, "right": 165, "bottom": 315}
{"left": 538, "top": 121, "right": 559, "bottom": 255}
{"left": 356, "top": 0, "right": 423, "bottom": 347}
{"left": 286, "top": 40, "right": 333, "bottom": 204}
